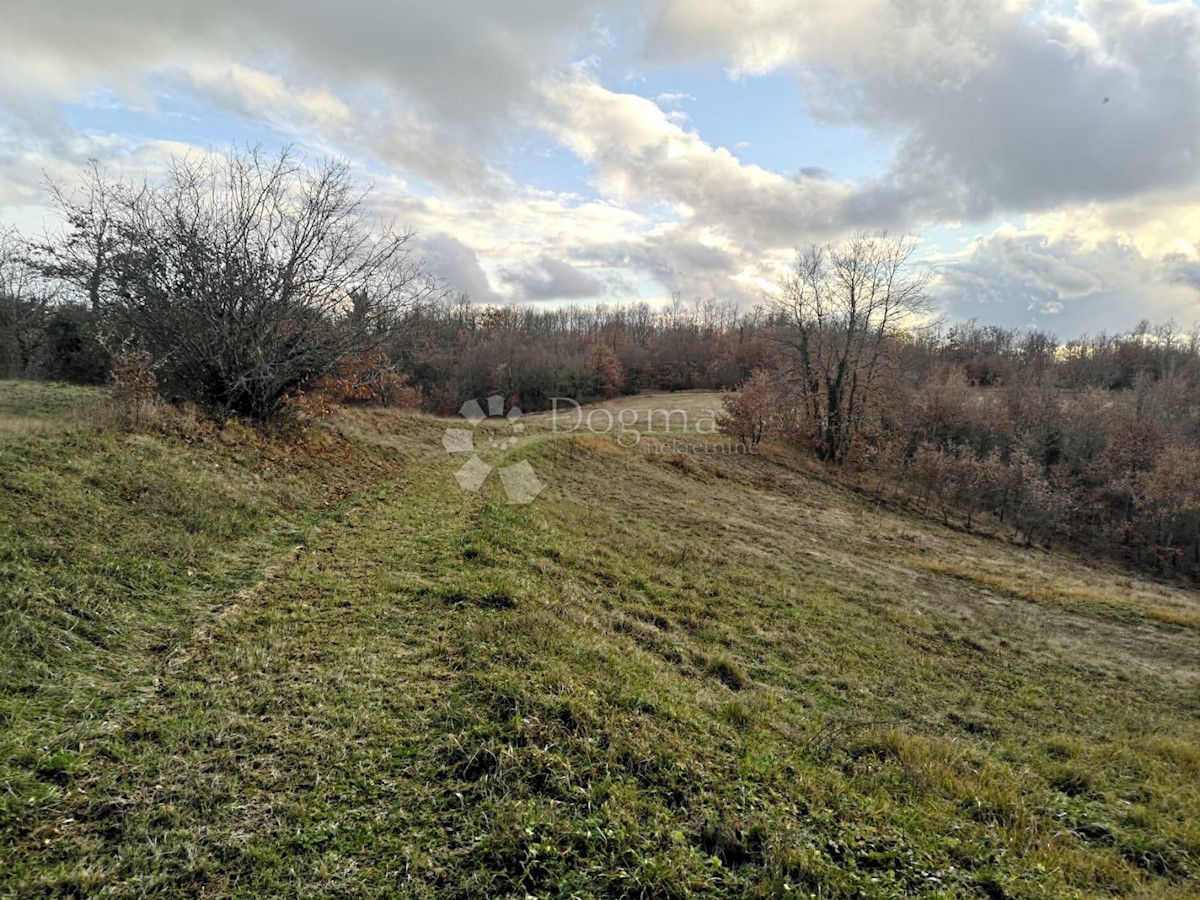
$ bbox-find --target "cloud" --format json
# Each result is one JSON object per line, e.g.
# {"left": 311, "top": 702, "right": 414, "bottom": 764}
{"left": 3, "top": 0, "right": 1200, "bottom": 329}
{"left": 645, "top": 0, "right": 1009, "bottom": 81}
{"left": 1164, "top": 254, "right": 1200, "bottom": 293}
{"left": 541, "top": 75, "right": 853, "bottom": 247}
{"left": 578, "top": 223, "right": 742, "bottom": 296}
{"left": 0, "top": 122, "right": 219, "bottom": 232}
{"left": 2, "top": 0, "right": 623, "bottom": 187}
{"left": 933, "top": 222, "right": 1200, "bottom": 334}
{"left": 849, "top": 1, "right": 1200, "bottom": 223}
{"left": 179, "top": 62, "right": 494, "bottom": 190}
{"left": 364, "top": 182, "right": 660, "bottom": 304}
{"left": 415, "top": 232, "right": 504, "bottom": 304}
{"left": 501, "top": 254, "right": 603, "bottom": 301}
{"left": 649, "top": 0, "right": 1200, "bottom": 225}
{"left": 654, "top": 91, "right": 694, "bottom": 105}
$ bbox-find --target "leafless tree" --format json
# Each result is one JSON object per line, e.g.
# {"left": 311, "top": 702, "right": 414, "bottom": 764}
{"left": 40, "top": 147, "right": 438, "bottom": 420}
{"left": 0, "top": 228, "right": 51, "bottom": 378}
{"left": 773, "top": 231, "right": 933, "bottom": 463}
{"left": 31, "top": 160, "right": 123, "bottom": 313}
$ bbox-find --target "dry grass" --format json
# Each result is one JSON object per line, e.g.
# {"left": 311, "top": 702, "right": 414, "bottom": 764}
{"left": 909, "top": 556, "right": 1200, "bottom": 630}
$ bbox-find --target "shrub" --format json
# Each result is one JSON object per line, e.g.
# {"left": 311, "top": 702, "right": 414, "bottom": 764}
{"left": 37, "top": 148, "right": 435, "bottom": 421}
{"left": 313, "top": 348, "right": 423, "bottom": 408}
{"left": 36, "top": 305, "right": 110, "bottom": 384}
{"left": 109, "top": 343, "right": 158, "bottom": 428}
{"left": 716, "top": 369, "right": 778, "bottom": 449}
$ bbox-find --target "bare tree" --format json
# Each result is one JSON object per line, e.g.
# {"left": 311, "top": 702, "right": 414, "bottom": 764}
{"left": 31, "top": 160, "right": 123, "bottom": 313}
{"left": 773, "top": 231, "right": 933, "bottom": 463}
{"left": 0, "top": 228, "right": 51, "bottom": 378}
{"left": 40, "top": 147, "right": 437, "bottom": 420}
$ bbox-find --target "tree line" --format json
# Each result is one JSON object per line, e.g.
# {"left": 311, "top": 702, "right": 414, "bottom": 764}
{"left": 712, "top": 234, "right": 1200, "bottom": 581}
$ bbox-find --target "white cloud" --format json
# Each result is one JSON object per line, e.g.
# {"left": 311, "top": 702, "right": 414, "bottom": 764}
{"left": 654, "top": 91, "right": 694, "bottom": 105}
{"left": 541, "top": 75, "right": 852, "bottom": 247}
{"left": 650, "top": 0, "right": 1200, "bottom": 224}
{"left": 934, "top": 221, "right": 1200, "bottom": 333}
{"left": 2, "top": 0, "right": 1200, "bottom": 331}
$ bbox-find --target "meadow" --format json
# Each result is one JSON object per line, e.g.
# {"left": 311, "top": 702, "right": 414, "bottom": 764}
{"left": 1, "top": 382, "right": 1198, "bottom": 897}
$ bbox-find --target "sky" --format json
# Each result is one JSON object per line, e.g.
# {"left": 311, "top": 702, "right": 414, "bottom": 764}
{"left": 3, "top": 0, "right": 1200, "bottom": 336}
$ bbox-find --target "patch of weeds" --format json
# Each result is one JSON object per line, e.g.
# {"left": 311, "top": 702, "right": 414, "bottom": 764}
{"left": 706, "top": 654, "right": 748, "bottom": 691}
{"left": 945, "top": 709, "right": 999, "bottom": 738}
{"left": 695, "top": 814, "right": 767, "bottom": 868}
{"left": 721, "top": 699, "right": 754, "bottom": 729}
{"left": 1117, "top": 832, "right": 1194, "bottom": 879}
{"left": 34, "top": 750, "right": 83, "bottom": 784}
{"left": 433, "top": 585, "right": 518, "bottom": 609}
{"left": 1048, "top": 762, "right": 1095, "bottom": 798}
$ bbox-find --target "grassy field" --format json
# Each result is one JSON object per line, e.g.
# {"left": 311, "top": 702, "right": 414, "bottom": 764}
{"left": 2, "top": 383, "right": 1198, "bottom": 897}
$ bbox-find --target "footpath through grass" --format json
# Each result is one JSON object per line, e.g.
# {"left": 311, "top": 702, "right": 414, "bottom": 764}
{"left": 2, "top": 384, "right": 1199, "bottom": 897}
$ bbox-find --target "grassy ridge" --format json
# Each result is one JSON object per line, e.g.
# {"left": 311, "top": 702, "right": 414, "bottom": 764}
{"left": 2, "top": 384, "right": 1199, "bottom": 897}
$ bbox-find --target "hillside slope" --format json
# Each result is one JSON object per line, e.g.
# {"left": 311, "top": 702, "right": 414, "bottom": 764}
{"left": 2, "top": 384, "right": 1198, "bottom": 898}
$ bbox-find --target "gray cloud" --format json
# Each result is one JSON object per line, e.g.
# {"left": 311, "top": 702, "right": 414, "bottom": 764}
{"left": 501, "top": 254, "right": 603, "bottom": 301}
{"left": 577, "top": 225, "right": 758, "bottom": 303}
{"left": 1162, "top": 252, "right": 1200, "bottom": 294}
{"left": 416, "top": 232, "right": 503, "bottom": 304}
{"left": 935, "top": 228, "right": 1200, "bottom": 334}
{"left": 3, "top": 0, "right": 624, "bottom": 187}
{"left": 848, "top": 4, "right": 1200, "bottom": 223}
{"left": 648, "top": 0, "right": 1200, "bottom": 226}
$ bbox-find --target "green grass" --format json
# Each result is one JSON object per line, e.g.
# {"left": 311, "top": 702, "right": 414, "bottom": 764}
{"left": 2, "top": 384, "right": 1199, "bottom": 897}
{"left": 0, "top": 383, "right": 404, "bottom": 860}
